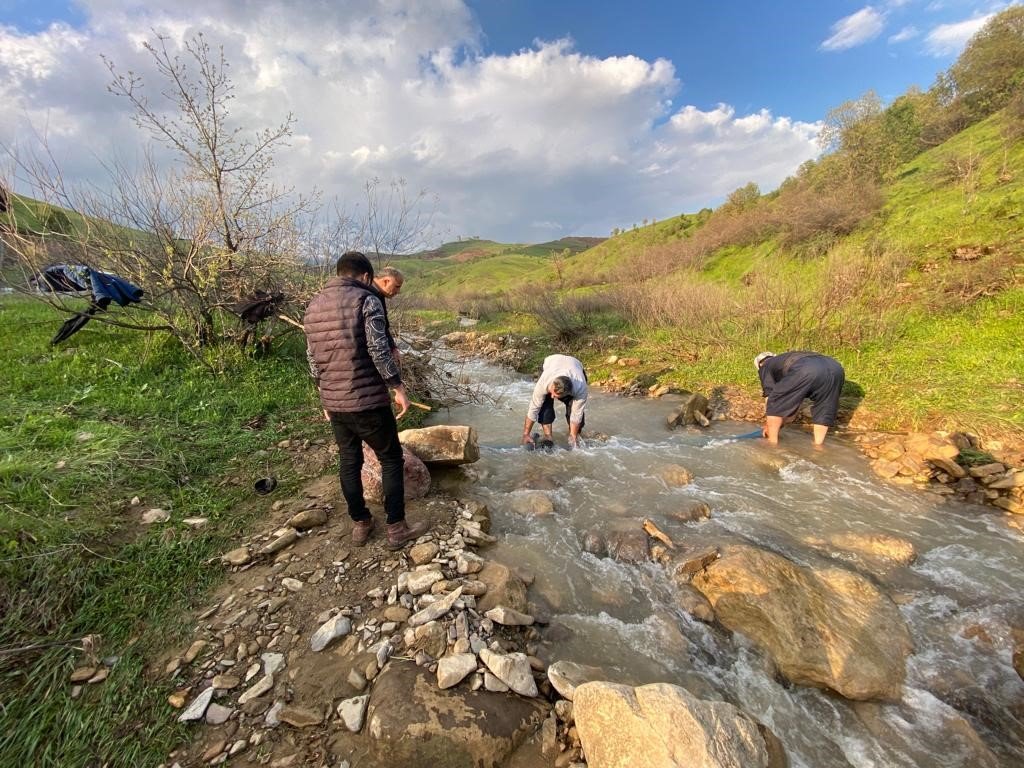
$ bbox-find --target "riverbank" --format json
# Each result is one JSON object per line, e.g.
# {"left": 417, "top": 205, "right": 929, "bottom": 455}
{"left": 435, "top": 328, "right": 1024, "bottom": 524}
{"left": 2, "top": 296, "right": 1021, "bottom": 766}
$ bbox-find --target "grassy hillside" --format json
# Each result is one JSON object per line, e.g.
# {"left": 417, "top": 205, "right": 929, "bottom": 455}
{"left": 3, "top": 192, "right": 88, "bottom": 239}
{"left": 405, "top": 110, "right": 1024, "bottom": 437}
{"left": 393, "top": 235, "right": 604, "bottom": 306}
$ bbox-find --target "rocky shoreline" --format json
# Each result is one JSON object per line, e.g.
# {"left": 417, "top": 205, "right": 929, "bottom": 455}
{"left": 141, "top": 423, "right": 802, "bottom": 768}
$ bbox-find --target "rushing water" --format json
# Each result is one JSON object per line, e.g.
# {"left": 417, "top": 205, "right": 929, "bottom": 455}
{"left": 425, "top": 356, "right": 1024, "bottom": 768}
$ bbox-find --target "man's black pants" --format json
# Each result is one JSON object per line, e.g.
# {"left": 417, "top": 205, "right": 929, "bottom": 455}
{"left": 329, "top": 406, "right": 405, "bottom": 524}
{"left": 537, "top": 394, "right": 585, "bottom": 432}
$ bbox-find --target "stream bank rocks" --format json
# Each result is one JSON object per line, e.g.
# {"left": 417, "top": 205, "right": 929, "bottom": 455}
{"left": 165, "top": 482, "right": 561, "bottom": 768}
{"left": 439, "top": 331, "right": 531, "bottom": 369}
{"left": 857, "top": 431, "right": 1024, "bottom": 518}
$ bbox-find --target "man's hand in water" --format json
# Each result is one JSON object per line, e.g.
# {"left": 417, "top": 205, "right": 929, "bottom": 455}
{"left": 521, "top": 432, "right": 535, "bottom": 447}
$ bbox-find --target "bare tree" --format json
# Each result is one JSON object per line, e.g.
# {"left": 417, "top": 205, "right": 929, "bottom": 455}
{"left": 0, "top": 33, "right": 314, "bottom": 360}
{"left": 1, "top": 32, "right": 441, "bottom": 362}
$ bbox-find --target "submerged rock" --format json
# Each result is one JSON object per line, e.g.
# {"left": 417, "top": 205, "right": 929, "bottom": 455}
{"left": 508, "top": 491, "right": 555, "bottom": 517}
{"left": 581, "top": 530, "right": 608, "bottom": 556}
{"left": 659, "top": 464, "right": 694, "bottom": 487}
{"left": 693, "top": 544, "right": 912, "bottom": 701}
{"left": 674, "top": 583, "right": 715, "bottom": 622}
{"left": 826, "top": 532, "right": 917, "bottom": 567}
{"left": 666, "top": 392, "right": 711, "bottom": 429}
{"left": 605, "top": 526, "right": 650, "bottom": 564}
{"left": 574, "top": 681, "right": 778, "bottom": 768}
{"left": 668, "top": 501, "right": 712, "bottom": 523}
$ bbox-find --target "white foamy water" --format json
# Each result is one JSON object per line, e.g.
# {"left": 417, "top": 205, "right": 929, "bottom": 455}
{"left": 427, "top": 354, "right": 1024, "bottom": 767}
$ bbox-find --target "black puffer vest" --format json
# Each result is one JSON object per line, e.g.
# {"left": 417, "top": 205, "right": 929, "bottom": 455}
{"left": 303, "top": 277, "right": 390, "bottom": 412}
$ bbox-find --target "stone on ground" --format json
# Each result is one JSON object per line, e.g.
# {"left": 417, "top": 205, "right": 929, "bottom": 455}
{"left": 338, "top": 695, "right": 370, "bottom": 732}
{"left": 437, "top": 653, "right": 478, "bottom": 689}
{"left": 399, "top": 425, "right": 480, "bottom": 466}
{"left": 479, "top": 649, "right": 538, "bottom": 697}
{"left": 310, "top": 615, "right": 352, "bottom": 652}
{"left": 361, "top": 663, "right": 546, "bottom": 767}
{"left": 362, "top": 444, "right": 430, "bottom": 503}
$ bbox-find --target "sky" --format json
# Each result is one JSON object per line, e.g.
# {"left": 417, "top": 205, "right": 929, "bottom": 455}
{"left": 0, "top": 0, "right": 1014, "bottom": 244}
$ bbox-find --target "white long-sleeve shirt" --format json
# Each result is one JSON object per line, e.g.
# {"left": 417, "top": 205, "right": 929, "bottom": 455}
{"left": 527, "top": 354, "right": 589, "bottom": 425}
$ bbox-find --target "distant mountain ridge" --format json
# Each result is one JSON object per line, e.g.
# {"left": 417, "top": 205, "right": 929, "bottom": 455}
{"left": 415, "top": 236, "right": 604, "bottom": 261}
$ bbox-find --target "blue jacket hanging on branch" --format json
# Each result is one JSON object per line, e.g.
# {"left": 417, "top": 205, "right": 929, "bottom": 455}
{"left": 31, "top": 264, "right": 144, "bottom": 344}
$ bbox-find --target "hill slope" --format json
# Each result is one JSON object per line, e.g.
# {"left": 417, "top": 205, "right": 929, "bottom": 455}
{"left": 403, "top": 110, "right": 1024, "bottom": 436}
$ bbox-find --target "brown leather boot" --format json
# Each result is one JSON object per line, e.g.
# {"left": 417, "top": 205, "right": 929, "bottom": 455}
{"left": 385, "top": 519, "right": 429, "bottom": 550}
{"left": 351, "top": 518, "right": 375, "bottom": 547}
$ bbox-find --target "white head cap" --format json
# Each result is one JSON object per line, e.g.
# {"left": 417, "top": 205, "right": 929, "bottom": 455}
{"left": 754, "top": 351, "right": 775, "bottom": 371}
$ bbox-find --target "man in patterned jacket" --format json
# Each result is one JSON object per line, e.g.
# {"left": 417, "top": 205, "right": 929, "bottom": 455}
{"left": 304, "top": 252, "right": 428, "bottom": 549}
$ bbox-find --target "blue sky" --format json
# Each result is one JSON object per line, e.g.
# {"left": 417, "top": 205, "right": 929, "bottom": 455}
{"left": 467, "top": 0, "right": 1002, "bottom": 119}
{"left": 0, "top": 1, "right": 1012, "bottom": 241}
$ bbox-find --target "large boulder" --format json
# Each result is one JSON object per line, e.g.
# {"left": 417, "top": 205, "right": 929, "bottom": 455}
{"left": 476, "top": 561, "right": 528, "bottom": 614}
{"left": 692, "top": 544, "right": 912, "bottom": 701}
{"left": 361, "top": 444, "right": 430, "bottom": 504}
{"left": 345, "top": 662, "right": 546, "bottom": 768}
{"left": 574, "top": 681, "right": 778, "bottom": 768}
{"left": 399, "top": 425, "right": 480, "bottom": 466}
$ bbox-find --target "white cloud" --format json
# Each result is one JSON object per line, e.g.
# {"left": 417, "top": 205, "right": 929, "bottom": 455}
{"left": 0, "top": 1, "right": 821, "bottom": 242}
{"left": 888, "top": 25, "right": 920, "bottom": 43}
{"left": 821, "top": 6, "right": 887, "bottom": 51}
{"left": 924, "top": 13, "right": 993, "bottom": 55}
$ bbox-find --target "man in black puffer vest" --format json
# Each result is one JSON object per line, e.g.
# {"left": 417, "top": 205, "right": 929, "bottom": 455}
{"left": 304, "top": 252, "right": 428, "bottom": 549}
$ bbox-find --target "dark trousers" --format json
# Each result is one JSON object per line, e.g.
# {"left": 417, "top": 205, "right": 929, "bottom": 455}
{"left": 329, "top": 406, "right": 405, "bottom": 524}
{"left": 537, "top": 394, "right": 585, "bottom": 432}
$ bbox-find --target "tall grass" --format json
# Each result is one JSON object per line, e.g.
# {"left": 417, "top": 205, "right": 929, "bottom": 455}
{"left": 0, "top": 297, "right": 323, "bottom": 766}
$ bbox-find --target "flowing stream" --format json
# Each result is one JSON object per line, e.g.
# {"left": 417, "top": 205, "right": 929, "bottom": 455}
{"left": 425, "top": 356, "right": 1024, "bottom": 768}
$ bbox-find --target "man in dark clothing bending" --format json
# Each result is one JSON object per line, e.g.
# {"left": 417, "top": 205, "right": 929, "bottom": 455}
{"left": 304, "top": 252, "right": 428, "bottom": 550}
{"left": 755, "top": 351, "right": 845, "bottom": 445}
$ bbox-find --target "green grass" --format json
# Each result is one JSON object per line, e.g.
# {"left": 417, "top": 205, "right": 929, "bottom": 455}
{"left": 851, "top": 287, "right": 1024, "bottom": 431}
{"left": 0, "top": 297, "right": 356, "bottom": 766}
{"left": 880, "top": 113, "right": 1024, "bottom": 261}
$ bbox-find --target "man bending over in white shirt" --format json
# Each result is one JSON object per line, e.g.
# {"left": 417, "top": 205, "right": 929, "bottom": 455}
{"left": 521, "top": 354, "right": 589, "bottom": 449}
